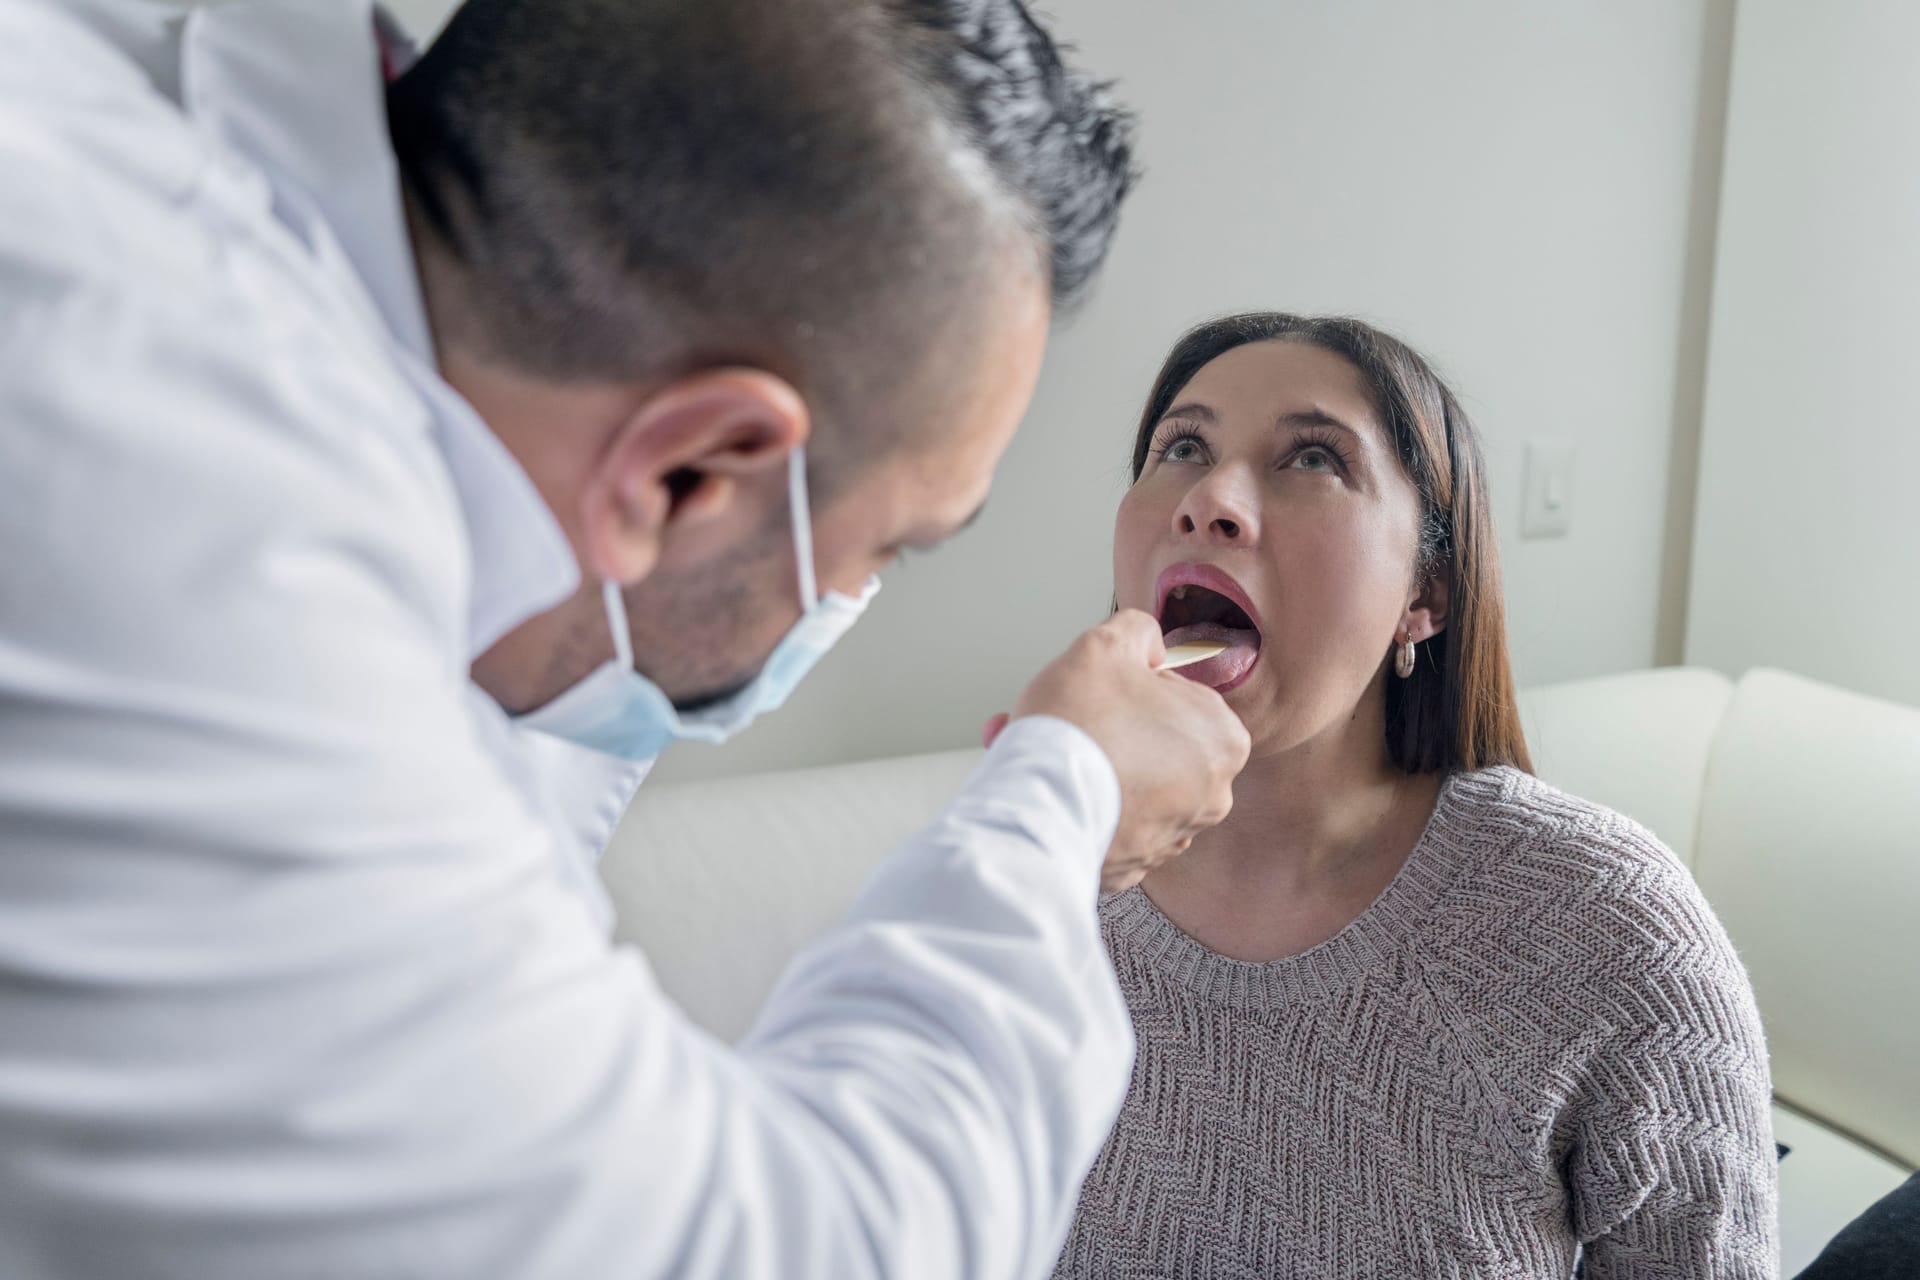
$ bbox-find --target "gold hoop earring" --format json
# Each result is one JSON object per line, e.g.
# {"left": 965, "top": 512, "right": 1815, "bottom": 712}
{"left": 1395, "top": 629, "right": 1417, "bottom": 679}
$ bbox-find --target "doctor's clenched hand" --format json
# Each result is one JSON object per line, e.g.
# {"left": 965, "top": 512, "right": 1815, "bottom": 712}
{"left": 988, "top": 610, "right": 1250, "bottom": 891}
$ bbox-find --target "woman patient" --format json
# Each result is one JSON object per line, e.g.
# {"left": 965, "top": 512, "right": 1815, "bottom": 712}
{"left": 1053, "top": 314, "right": 1777, "bottom": 1278}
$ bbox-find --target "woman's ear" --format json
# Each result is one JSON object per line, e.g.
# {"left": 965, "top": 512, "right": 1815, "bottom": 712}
{"left": 1405, "top": 559, "right": 1452, "bottom": 644}
{"left": 579, "top": 368, "right": 810, "bottom": 585}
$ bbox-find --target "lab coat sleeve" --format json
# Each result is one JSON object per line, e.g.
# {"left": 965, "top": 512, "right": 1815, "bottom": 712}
{"left": 735, "top": 715, "right": 1133, "bottom": 1278}
{"left": 0, "top": 179, "right": 1132, "bottom": 1280}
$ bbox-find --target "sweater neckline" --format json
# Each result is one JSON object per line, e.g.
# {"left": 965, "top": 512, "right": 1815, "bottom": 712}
{"left": 1102, "top": 768, "right": 1503, "bottom": 1010}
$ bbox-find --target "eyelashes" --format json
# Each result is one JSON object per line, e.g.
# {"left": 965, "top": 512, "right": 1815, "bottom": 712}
{"left": 1150, "top": 427, "right": 1206, "bottom": 463}
{"left": 1147, "top": 424, "right": 1354, "bottom": 475}
{"left": 1287, "top": 427, "right": 1353, "bottom": 473}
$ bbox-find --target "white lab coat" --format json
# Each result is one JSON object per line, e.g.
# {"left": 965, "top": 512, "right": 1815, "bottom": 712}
{"left": 0, "top": 3, "right": 1134, "bottom": 1277}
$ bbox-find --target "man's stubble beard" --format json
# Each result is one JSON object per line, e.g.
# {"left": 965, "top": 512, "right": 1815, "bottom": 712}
{"left": 621, "top": 519, "right": 794, "bottom": 712}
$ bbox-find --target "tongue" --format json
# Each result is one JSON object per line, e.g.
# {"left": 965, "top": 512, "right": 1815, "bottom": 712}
{"left": 1162, "top": 621, "right": 1259, "bottom": 689}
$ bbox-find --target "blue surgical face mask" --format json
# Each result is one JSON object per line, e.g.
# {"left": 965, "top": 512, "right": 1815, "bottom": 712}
{"left": 515, "top": 446, "right": 880, "bottom": 760}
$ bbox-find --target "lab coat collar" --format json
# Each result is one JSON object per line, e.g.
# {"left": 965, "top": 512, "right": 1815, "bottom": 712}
{"left": 177, "top": 0, "right": 582, "bottom": 658}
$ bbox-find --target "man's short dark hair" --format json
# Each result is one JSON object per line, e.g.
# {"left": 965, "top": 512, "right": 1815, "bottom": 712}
{"left": 388, "top": 0, "right": 1136, "bottom": 458}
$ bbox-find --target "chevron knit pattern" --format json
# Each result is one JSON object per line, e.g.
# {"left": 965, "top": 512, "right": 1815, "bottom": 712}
{"left": 1053, "top": 766, "right": 1778, "bottom": 1279}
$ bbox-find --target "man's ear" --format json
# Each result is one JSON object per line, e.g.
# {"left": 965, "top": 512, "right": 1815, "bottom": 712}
{"left": 579, "top": 368, "right": 810, "bottom": 584}
{"left": 1405, "top": 559, "right": 1452, "bottom": 644}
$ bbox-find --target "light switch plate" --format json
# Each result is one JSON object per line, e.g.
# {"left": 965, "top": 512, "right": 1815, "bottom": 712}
{"left": 1521, "top": 441, "right": 1576, "bottom": 540}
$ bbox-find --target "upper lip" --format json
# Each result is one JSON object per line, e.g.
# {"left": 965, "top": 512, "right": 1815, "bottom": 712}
{"left": 1154, "top": 562, "right": 1263, "bottom": 635}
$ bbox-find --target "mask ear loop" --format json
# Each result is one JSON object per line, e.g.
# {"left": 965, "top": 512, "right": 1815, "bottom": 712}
{"left": 600, "top": 446, "right": 816, "bottom": 677}
{"left": 788, "top": 446, "right": 820, "bottom": 609}
{"left": 601, "top": 579, "right": 637, "bottom": 670}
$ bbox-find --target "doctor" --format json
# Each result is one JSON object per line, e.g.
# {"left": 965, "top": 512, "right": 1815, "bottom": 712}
{"left": 0, "top": 0, "right": 1249, "bottom": 1277}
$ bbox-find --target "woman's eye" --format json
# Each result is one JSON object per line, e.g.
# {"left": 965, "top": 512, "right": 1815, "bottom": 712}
{"left": 1291, "top": 446, "right": 1337, "bottom": 472}
{"left": 1163, "top": 438, "right": 1203, "bottom": 463}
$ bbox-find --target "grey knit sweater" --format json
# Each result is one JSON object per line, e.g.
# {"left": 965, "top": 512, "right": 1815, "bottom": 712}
{"left": 1054, "top": 766, "right": 1777, "bottom": 1279}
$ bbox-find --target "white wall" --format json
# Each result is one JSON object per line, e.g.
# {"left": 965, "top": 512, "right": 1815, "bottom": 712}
{"left": 1685, "top": 2, "right": 1920, "bottom": 708}
{"left": 381, "top": 0, "right": 1735, "bottom": 782}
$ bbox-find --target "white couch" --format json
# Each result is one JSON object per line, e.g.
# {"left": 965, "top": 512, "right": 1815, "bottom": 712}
{"left": 599, "top": 668, "right": 1920, "bottom": 1275}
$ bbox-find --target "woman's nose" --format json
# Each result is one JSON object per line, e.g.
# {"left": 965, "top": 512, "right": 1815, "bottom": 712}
{"left": 1172, "top": 473, "right": 1258, "bottom": 544}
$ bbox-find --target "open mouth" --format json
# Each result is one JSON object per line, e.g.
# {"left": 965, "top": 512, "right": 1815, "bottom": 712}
{"left": 1156, "top": 573, "right": 1263, "bottom": 692}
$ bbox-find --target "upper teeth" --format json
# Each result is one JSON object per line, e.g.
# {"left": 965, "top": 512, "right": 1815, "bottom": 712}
{"left": 1171, "top": 586, "right": 1191, "bottom": 600}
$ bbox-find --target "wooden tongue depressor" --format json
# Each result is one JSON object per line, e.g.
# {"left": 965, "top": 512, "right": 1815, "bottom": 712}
{"left": 1162, "top": 640, "right": 1231, "bottom": 670}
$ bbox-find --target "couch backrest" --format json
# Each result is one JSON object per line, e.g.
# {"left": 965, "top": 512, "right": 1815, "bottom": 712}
{"left": 601, "top": 746, "right": 982, "bottom": 1042}
{"left": 605, "top": 667, "right": 1739, "bottom": 1039}
{"left": 1519, "top": 667, "right": 1734, "bottom": 868}
{"left": 1689, "top": 669, "right": 1920, "bottom": 1168}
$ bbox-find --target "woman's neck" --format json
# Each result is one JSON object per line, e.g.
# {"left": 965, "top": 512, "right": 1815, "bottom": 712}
{"left": 1139, "top": 697, "right": 1443, "bottom": 963}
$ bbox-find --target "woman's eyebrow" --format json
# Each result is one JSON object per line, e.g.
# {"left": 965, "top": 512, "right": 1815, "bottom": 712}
{"left": 1277, "top": 408, "right": 1363, "bottom": 440}
{"left": 1158, "top": 402, "right": 1215, "bottom": 425}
